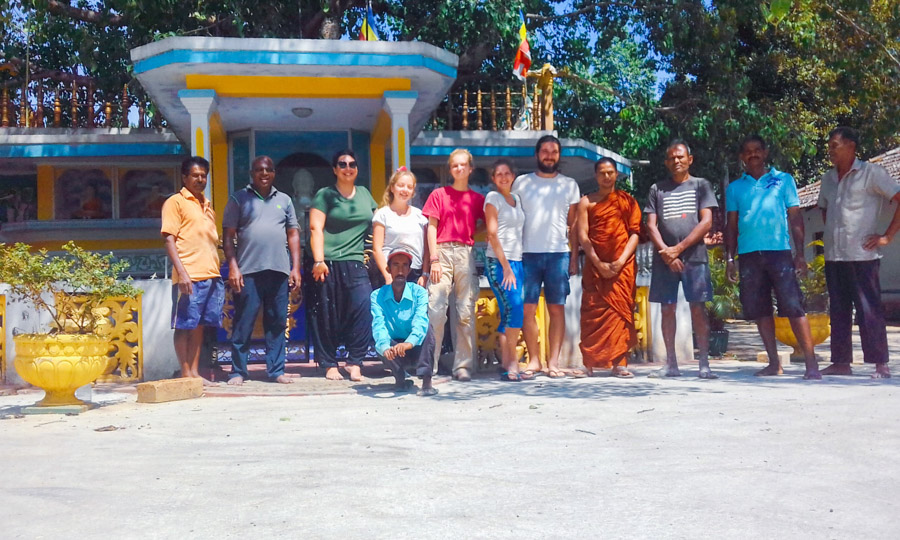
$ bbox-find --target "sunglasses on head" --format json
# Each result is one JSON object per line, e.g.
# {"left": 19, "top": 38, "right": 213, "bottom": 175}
{"left": 337, "top": 161, "right": 358, "bottom": 169}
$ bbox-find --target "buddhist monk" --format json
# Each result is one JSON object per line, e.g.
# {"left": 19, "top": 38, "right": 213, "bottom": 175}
{"left": 575, "top": 157, "right": 641, "bottom": 377}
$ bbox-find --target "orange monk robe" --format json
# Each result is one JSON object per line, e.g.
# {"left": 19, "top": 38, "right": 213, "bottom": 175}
{"left": 580, "top": 190, "right": 641, "bottom": 368}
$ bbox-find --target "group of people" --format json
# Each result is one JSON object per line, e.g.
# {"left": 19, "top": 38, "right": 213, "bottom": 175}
{"left": 160, "top": 126, "right": 896, "bottom": 395}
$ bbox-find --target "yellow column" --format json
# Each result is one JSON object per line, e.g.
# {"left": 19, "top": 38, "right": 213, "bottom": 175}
{"left": 370, "top": 110, "right": 391, "bottom": 201}
{"left": 36, "top": 165, "right": 54, "bottom": 220}
{"left": 209, "top": 112, "right": 228, "bottom": 231}
{"left": 382, "top": 91, "right": 417, "bottom": 173}
{"left": 178, "top": 89, "right": 218, "bottom": 201}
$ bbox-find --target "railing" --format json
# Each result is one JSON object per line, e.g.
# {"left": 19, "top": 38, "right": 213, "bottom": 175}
{"left": 427, "top": 80, "right": 554, "bottom": 132}
{"left": 0, "top": 74, "right": 161, "bottom": 129}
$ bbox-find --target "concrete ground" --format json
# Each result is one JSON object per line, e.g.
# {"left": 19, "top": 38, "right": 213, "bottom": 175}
{"left": 1, "top": 322, "right": 899, "bottom": 539}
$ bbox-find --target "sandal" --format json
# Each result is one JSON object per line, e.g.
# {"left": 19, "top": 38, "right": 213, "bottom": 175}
{"left": 546, "top": 369, "right": 566, "bottom": 379}
{"left": 500, "top": 371, "right": 523, "bottom": 382}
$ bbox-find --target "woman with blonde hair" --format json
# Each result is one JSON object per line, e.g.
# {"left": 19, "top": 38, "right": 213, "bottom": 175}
{"left": 372, "top": 167, "right": 429, "bottom": 287}
{"left": 422, "top": 148, "right": 486, "bottom": 381}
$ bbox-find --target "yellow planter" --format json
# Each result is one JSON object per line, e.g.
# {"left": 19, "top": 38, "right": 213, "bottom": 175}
{"left": 13, "top": 334, "right": 110, "bottom": 407}
{"left": 774, "top": 313, "right": 831, "bottom": 360}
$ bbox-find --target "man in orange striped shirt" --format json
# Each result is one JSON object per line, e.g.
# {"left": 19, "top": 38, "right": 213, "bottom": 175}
{"left": 161, "top": 156, "right": 223, "bottom": 386}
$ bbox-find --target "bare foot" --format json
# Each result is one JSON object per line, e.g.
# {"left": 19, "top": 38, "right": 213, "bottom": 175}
{"left": 803, "top": 370, "right": 822, "bottom": 380}
{"left": 698, "top": 367, "right": 719, "bottom": 379}
{"left": 648, "top": 366, "right": 681, "bottom": 378}
{"left": 872, "top": 364, "right": 891, "bottom": 379}
{"left": 227, "top": 375, "right": 244, "bottom": 386}
{"left": 345, "top": 364, "right": 363, "bottom": 382}
{"left": 821, "top": 363, "right": 853, "bottom": 376}
{"left": 274, "top": 374, "right": 294, "bottom": 384}
{"left": 754, "top": 363, "right": 783, "bottom": 376}
{"left": 325, "top": 367, "right": 344, "bottom": 381}
{"left": 454, "top": 368, "right": 472, "bottom": 382}
{"left": 189, "top": 371, "right": 217, "bottom": 387}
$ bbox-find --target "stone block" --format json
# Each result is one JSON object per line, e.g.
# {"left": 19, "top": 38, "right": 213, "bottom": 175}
{"left": 137, "top": 378, "right": 203, "bottom": 403}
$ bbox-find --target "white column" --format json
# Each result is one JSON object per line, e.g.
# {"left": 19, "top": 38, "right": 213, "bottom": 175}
{"left": 178, "top": 89, "right": 218, "bottom": 200}
{"left": 382, "top": 91, "right": 418, "bottom": 171}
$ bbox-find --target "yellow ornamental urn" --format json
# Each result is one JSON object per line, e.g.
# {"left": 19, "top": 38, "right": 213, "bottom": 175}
{"left": 773, "top": 313, "right": 831, "bottom": 361}
{"left": 14, "top": 333, "right": 110, "bottom": 407}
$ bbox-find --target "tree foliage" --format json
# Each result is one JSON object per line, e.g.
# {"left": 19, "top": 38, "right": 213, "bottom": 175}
{"left": 2, "top": 1, "right": 897, "bottom": 193}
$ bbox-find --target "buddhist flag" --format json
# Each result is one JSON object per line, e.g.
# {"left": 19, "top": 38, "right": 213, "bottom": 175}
{"left": 512, "top": 11, "right": 531, "bottom": 81}
{"left": 359, "top": 5, "right": 380, "bottom": 41}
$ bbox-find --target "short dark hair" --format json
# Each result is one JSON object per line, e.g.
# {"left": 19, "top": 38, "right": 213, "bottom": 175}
{"left": 666, "top": 139, "right": 692, "bottom": 156}
{"left": 181, "top": 156, "right": 210, "bottom": 176}
{"left": 252, "top": 155, "right": 274, "bottom": 171}
{"left": 739, "top": 134, "right": 767, "bottom": 153}
{"left": 331, "top": 148, "right": 357, "bottom": 167}
{"left": 828, "top": 126, "right": 859, "bottom": 147}
{"left": 491, "top": 158, "right": 516, "bottom": 177}
{"left": 535, "top": 134, "right": 561, "bottom": 155}
{"left": 594, "top": 157, "right": 618, "bottom": 172}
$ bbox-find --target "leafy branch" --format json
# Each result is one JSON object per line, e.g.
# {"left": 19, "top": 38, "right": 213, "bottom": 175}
{"left": 0, "top": 242, "right": 140, "bottom": 335}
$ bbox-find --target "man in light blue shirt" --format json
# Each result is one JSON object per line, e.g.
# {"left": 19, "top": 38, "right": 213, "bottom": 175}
{"left": 725, "top": 135, "right": 821, "bottom": 380}
{"left": 371, "top": 247, "right": 437, "bottom": 396}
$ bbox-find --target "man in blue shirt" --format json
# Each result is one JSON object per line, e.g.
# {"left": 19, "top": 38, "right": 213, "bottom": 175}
{"left": 725, "top": 135, "right": 821, "bottom": 380}
{"left": 371, "top": 247, "right": 437, "bottom": 396}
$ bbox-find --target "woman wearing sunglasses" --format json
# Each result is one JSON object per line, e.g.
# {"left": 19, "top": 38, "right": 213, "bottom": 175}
{"left": 309, "top": 149, "right": 378, "bottom": 381}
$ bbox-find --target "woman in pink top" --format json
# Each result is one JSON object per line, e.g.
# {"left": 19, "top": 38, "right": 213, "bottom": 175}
{"left": 422, "top": 148, "right": 485, "bottom": 381}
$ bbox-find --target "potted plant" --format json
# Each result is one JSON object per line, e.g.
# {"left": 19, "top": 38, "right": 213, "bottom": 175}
{"left": 774, "top": 240, "right": 831, "bottom": 359}
{"left": 705, "top": 247, "right": 741, "bottom": 357}
{"left": 0, "top": 241, "right": 140, "bottom": 409}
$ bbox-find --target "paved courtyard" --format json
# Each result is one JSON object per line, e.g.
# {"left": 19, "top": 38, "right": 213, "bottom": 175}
{"left": 1, "top": 322, "right": 899, "bottom": 539}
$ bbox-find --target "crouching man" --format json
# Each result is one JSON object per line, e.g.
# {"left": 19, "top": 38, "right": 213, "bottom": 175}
{"left": 371, "top": 248, "right": 438, "bottom": 396}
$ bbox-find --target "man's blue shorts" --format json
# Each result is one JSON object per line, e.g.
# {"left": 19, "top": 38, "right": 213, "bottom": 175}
{"left": 522, "top": 252, "right": 571, "bottom": 305}
{"left": 485, "top": 257, "right": 525, "bottom": 332}
{"left": 649, "top": 261, "right": 712, "bottom": 304}
{"left": 171, "top": 277, "right": 224, "bottom": 330}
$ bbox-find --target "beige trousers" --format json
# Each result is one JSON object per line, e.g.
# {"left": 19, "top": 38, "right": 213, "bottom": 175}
{"left": 427, "top": 242, "right": 478, "bottom": 375}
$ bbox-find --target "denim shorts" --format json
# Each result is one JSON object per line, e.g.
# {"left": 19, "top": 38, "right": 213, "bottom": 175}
{"left": 171, "top": 277, "right": 224, "bottom": 330}
{"left": 485, "top": 257, "right": 525, "bottom": 332}
{"left": 649, "top": 260, "right": 712, "bottom": 304}
{"left": 522, "top": 252, "right": 571, "bottom": 305}
{"left": 738, "top": 250, "right": 805, "bottom": 319}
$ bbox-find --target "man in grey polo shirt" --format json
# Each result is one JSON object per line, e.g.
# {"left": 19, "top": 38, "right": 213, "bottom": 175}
{"left": 818, "top": 127, "right": 900, "bottom": 379}
{"left": 224, "top": 155, "right": 302, "bottom": 385}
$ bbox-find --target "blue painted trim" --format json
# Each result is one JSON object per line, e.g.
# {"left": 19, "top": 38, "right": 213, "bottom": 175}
{"left": 177, "top": 89, "right": 217, "bottom": 99}
{"left": 135, "top": 50, "right": 457, "bottom": 79}
{"left": 411, "top": 146, "right": 532, "bottom": 158}
{"left": 383, "top": 90, "right": 419, "bottom": 100}
{"left": 0, "top": 143, "right": 185, "bottom": 159}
